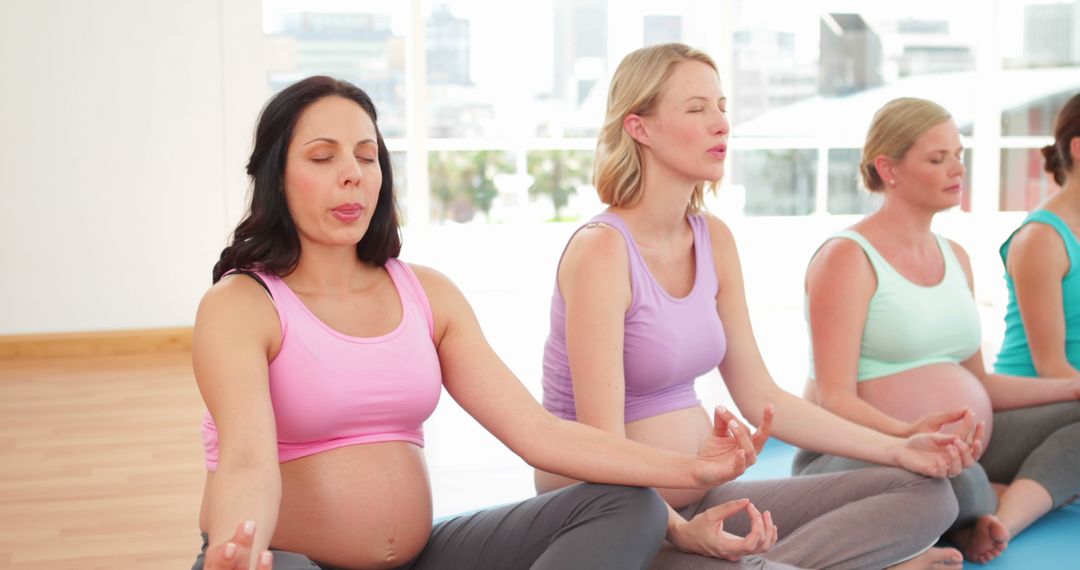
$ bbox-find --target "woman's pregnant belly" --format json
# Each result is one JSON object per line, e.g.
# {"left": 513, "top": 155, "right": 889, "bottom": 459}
{"left": 857, "top": 362, "right": 995, "bottom": 444}
{"left": 201, "top": 442, "right": 433, "bottom": 570}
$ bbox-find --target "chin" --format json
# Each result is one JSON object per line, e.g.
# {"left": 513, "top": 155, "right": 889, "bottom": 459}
{"left": 941, "top": 197, "right": 964, "bottom": 211}
{"left": 698, "top": 167, "right": 724, "bottom": 183}
{"left": 331, "top": 229, "right": 371, "bottom": 246}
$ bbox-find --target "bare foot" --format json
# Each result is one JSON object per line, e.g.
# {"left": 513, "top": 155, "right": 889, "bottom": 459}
{"left": 888, "top": 547, "right": 963, "bottom": 569}
{"left": 954, "top": 515, "right": 1010, "bottom": 563}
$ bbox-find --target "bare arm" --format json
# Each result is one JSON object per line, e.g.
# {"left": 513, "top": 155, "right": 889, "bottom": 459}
{"left": 951, "top": 241, "right": 1080, "bottom": 409}
{"left": 705, "top": 216, "right": 967, "bottom": 474}
{"left": 193, "top": 276, "right": 282, "bottom": 569}
{"left": 963, "top": 352, "right": 1079, "bottom": 409}
{"left": 561, "top": 225, "right": 632, "bottom": 438}
{"left": 1006, "top": 222, "right": 1080, "bottom": 377}
{"left": 805, "top": 238, "right": 917, "bottom": 437}
{"left": 413, "top": 262, "right": 746, "bottom": 489}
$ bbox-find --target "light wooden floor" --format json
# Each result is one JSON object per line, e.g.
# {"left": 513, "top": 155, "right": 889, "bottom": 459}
{"left": 0, "top": 352, "right": 206, "bottom": 569}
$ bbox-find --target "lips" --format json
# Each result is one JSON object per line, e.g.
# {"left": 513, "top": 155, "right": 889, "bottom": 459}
{"left": 708, "top": 144, "right": 727, "bottom": 159}
{"left": 332, "top": 203, "right": 363, "bottom": 221}
{"left": 944, "top": 184, "right": 962, "bottom": 193}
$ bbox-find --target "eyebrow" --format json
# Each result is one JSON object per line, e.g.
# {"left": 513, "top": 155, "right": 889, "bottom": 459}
{"left": 302, "top": 137, "right": 377, "bottom": 146}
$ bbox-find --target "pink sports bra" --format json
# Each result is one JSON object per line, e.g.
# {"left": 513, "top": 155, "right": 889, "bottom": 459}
{"left": 201, "top": 258, "right": 442, "bottom": 470}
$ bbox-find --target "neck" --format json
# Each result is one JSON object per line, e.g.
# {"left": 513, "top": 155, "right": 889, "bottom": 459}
{"left": 611, "top": 155, "right": 699, "bottom": 240}
{"left": 288, "top": 238, "right": 376, "bottom": 293}
{"left": 873, "top": 193, "right": 937, "bottom": 247}
{"left": 1057, "top": 174, "right": 1080, "bottom": 205}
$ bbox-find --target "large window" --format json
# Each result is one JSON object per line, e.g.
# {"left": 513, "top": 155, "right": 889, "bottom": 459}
{"left": 263, "top": 0, "right": 1080, "bottom": 223}
{"left": 997, "top": 1, "right": 1080, "bottom": 210}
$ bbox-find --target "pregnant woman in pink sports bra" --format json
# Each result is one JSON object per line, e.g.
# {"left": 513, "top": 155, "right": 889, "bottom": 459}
{"left": 191, "top": 76, "right": 756, "bottom": 570}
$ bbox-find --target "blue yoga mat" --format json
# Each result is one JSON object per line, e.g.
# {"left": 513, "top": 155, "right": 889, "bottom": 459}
{"left": 751, "top": 439, "right": 1080, "bottom": 569}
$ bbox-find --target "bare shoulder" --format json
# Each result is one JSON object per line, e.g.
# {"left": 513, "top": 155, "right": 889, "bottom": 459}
{"left": 405, "top": 262, "right": 468, "bottom": 309}
{"left": 407, "top": 262, "right": 455, "bottom": 294}
{"left": 193, "top": 274, "right": 280, "bottom": 375}
{"left": 558, "top": 222, "right": 631, "bottom": 286}
{"left": 702, "top": 212, "right": 736, "bottom": 249}
{"left": 944, "top": 237, "right": 971, "bottom": 267}
{"left": 1010, "top": 221, "right": 1066, "bottom": 258}
{"left": 808, "top": 235, "right": 873, "bottom": 278}
{"left": 802, "top": 235, "right": 876, "bottom": 302}
{"left": 563, "top": 221, "right": 629, "bottom": 265}
{"left": 940, "top": 237, "right": 976, "bottom": 290}
{"left": 197, "top": 273, "right": 278, "bottom": 327}
{"left": 1007, "top": 222, "right": 1069, "bottom": 275}
{"left": 405, "top": 262, "right": 472, "bottom": 341}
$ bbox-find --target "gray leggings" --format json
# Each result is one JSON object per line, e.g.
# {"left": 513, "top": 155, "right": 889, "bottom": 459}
{"left": 649, "top": 467, "right": 957, "bottom": 570}
{"left": 191, "top": 483, "right": 667, "bottom": 570}
{"left": 793, "top": 401, "right": 1080, "bottom": 532}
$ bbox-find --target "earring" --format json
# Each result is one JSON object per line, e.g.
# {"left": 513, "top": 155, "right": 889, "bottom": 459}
{"left": 889, "top": 179, "right": 896, "bottom": 186}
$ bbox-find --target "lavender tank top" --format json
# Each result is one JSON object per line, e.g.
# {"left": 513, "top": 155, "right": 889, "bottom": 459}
{"left": 542, "top": 212, "right": 727, "bottom": 423}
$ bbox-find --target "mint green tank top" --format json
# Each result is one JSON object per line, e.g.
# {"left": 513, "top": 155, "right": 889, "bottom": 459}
{"left": 807, "top": 230, "right": 982, "bottom": 382}
{"left": 995, "top": 210, "right": 1080, "bottom": 377}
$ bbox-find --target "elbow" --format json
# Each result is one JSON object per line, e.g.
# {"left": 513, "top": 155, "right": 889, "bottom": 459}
{"left": 1032, "top": 355, "right": 1075, "bottom": 379}
{"left": 216, "top": 446, "right": 280, "bottom": 478}
{"left": 511, "top": 414, "right": 564, "bottom": 470}
{"left": 816, "top": 389, "right": 850, "bottom": 414}
{"left": 730, "top": 382, "right": 783, "bottom": 426}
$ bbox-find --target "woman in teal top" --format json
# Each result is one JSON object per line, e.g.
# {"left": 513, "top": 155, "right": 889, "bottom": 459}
{"left": 996, "top": 93, "right": 1080, "bottom": 378}
{"left": 793, "top": 97, "right": 1080, "bottom": 565}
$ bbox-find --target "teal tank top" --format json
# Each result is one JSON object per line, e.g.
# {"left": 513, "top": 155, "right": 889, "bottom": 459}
{"left": 807, "top": 230, "right": 982, "bottom": 382}
{"left": 994, "top": 209, "right": 1080, "bottom": 376}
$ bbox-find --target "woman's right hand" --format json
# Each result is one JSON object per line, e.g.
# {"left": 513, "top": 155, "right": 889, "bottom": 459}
{"left": 670, "top": 499, "right": 778, "bottom": 561}
{"left": 691, "top": 405, "right": 773, "bottom": 487}
{"left": 894, "top": 420, "right": 983, "bottom": 478}
{"left": 904, "top": 407, "right": 972, "bottom": 437}
{"left": 204, "top": 521, "right": 273, "bottom": 570}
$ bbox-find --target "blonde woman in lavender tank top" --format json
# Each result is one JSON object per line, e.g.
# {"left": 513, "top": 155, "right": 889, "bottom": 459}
{"left": 535, "top": 44, "right": 985, "bottom": 570}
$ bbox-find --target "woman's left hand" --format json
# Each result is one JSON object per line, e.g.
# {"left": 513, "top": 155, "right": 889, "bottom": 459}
{"left": 692, "top": 405, "right": 773, "bottom": 487}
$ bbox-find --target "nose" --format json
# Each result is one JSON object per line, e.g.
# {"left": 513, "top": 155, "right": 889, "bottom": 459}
{"left": 952, "top": 155, "right": 966, "bottom": 178}
{"left": 340, "top": 158, "right": 362, "bottom": 189}
{"left": 711, "top": 107, "right": 729, "bottom": 136}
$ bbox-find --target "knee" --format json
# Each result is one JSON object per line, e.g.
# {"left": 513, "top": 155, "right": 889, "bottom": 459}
{"left": 634, "top": 487, "right": 669, "bottom": 543}
{"left": 592, "top": 484, "right": 668, "bottom": 541}
{"left": 884, "top": 469, "right": 959, "bottom": 537}
{"left": 912, "top": 475, "right": 960, "bottom": 535}
{"left": 932, "top": 476, "right": 961, "bottom": 526}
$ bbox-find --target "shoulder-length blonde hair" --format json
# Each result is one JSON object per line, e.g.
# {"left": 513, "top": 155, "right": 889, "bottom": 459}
{"left": 861, "top": 97, "right": 953, "bottom": 191}
{"left": 594, "top": 43, "right": 719, "bottom": 212}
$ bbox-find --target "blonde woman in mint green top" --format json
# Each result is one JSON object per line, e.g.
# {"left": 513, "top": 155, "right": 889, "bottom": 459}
{"left": 996, "top": 209, "right": 1080, "bottom": 377}
{"left": 805, "top": 230, "right": 981, "bottom": 382}
{"left": 794, "top": 97, "right": 1080, "bottom": 565}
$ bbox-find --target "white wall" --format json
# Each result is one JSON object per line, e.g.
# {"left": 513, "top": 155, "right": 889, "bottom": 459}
{"left": 0, "top": 0, "right": 266, "bottom": 335}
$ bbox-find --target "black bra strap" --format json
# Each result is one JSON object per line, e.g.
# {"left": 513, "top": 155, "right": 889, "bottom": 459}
{"left": 233, "top": 270, "right": 273, "bottom": 299}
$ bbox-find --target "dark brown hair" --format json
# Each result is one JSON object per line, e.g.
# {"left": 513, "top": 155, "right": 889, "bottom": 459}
{"left": 1043, "top": 92, "right": 1080, "bottom": 186}
{"left": 212, "top": 76, "right": 400, "bottom": 283}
